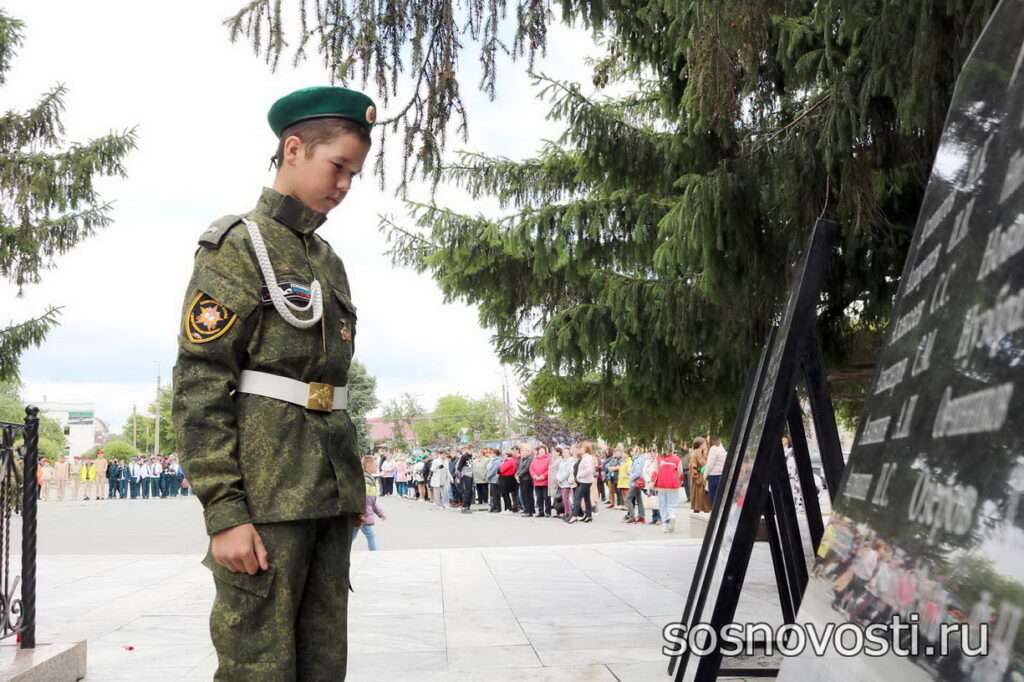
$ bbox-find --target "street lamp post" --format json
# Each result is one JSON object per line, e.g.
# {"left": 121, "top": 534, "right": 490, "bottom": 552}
{"left": 153, "top": 362, "right": 160, "bottom": 457}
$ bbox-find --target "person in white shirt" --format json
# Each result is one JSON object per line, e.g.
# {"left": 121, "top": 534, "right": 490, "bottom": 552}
{"left": 430, "top": 454, "right": 451, "bottom": 508}
{"left": 705, "top": 437, "right": 728, "bottom": 505}
{"left": 145, "top": 458, "right": 161, "bottom": 499}
{"left": 129, "top": 458, "right": 143, "bottom": 499}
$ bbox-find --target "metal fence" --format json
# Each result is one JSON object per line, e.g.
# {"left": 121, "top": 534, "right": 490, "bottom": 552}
{"left": 0, "top": 406, "right": 39, "bottom": 648}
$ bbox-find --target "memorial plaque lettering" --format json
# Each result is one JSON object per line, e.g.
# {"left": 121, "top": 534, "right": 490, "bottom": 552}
{"left": 779, "top": 3, "right": 1024, "bottom": 680}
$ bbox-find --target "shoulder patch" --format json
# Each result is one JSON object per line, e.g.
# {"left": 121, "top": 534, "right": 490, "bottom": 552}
{"left": 198, "top": 215, "right": 243, "bottom": 249}
{"left": 184, "top": 292, "right": 238, "bottom": 344}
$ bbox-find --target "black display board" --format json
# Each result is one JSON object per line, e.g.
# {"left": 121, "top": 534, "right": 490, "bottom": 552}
{"left": 779, "top": 2, "right": 1024, "bottom": 680}
{"left": 670, "top": 219, "right": 846, "bottom": 681}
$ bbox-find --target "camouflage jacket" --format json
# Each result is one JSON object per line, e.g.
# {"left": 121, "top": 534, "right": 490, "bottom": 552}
{"left": 172, "top": 187, "right": 364, "bottom": 536}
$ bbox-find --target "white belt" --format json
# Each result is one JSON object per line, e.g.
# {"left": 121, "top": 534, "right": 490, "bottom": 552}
{"left": 238, "top": 370, "right": 349, "bottom": 412}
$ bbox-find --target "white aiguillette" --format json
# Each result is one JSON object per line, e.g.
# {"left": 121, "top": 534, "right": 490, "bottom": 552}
{"left": 242, "top": 217, "right": 324, "bottom": 329}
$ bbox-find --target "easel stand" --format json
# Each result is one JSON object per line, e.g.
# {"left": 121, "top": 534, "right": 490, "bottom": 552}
{"left": 670, "top": 219, "right": 847, "bottom": 681}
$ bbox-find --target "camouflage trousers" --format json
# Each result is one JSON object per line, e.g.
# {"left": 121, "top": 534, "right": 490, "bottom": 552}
{"left": 203, "top": 514, "right": 357, "bottom": 681}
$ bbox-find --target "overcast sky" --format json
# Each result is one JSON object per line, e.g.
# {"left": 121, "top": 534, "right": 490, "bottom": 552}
{"left": 2, "top": 0, "right": 604, "bottom": 431}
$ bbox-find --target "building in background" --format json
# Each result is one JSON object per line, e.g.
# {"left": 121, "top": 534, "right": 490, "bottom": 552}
{"left": 367, "top": 418, "right": 417, "bottom": 451}
{"left": 34, "top": 402, "right": 106, "bottom": 457}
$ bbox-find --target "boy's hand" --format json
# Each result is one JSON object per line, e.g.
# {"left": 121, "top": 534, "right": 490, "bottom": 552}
{"left": 211, "top": 523, "right": 269, "bottom": 575}
{"left": 379, "top": 513, "right": 386, "bottom": 521}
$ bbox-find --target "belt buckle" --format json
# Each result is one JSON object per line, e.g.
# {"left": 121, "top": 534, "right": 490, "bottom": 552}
{"left": 307, "top": 382, "right": 335, "bottom": 412}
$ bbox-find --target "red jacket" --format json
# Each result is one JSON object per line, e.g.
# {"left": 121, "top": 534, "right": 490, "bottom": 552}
{"left": 654, "top": 454, "right": 682, "bottom": 489}
{"left": 529, "top": 453, "right": 550, "bottom": 486}
{"left": 498, "top": 457, "right": 517, "bottom": 477}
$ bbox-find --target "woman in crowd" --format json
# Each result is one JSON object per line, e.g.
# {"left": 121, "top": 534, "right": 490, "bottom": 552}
{"left": 457, "top": 450, "right": 475, "bottom": 514}
{"left": 615, "top": 448, "right": 632, "bottom": 516}
{"left": 430, "top": 452, "right": 451, "bottom": 508}
{"left": 654, "top": 449, "right": 683, "bottom": 532}
{"left": 448, "top": 450, "right": 463, "bottom": 507}
{"left": 604, "top": 449, "right": 619, "bottom": 509}
{"left": 689, "top": 437, "right": 712, "bottom": 513}
{"left": 626, "top": 448, "right": 647, "bottom": 524}
{"left": 420, "top": 455, "right": 433, "bottom": 502}
{"left": 379, "top": 454, "right": 396, "bottom": 496}
{"left": 498, "top": 450, "right": 518, "bottom": 513}
{"left": 411, "top": 456, "right": 425, "bottom": 500}
{"left": 473, "top": 450, "right": 490, "bottom": 506}
{"left": 487, "top": 450, "right": 504, "bottom": 512}
{"left": 557, "top": 446, "right": 578, "bottom": 524}
{"left": 574, "top": 442, "right": 596, "bottom": 523}
{"left": 515, "top": 448, "right": 535, "bottom": 517}
{"left": 530, "top": 446, "right": 552, "bottom": 518}
{"left": 548, "top": 447, "right": 563, "bottom": 517}
{"left": 643, "top": 450, "right": 660, "bottom": 525}
{"left": 394, "top": 457, "right": 409, "bottom": 498}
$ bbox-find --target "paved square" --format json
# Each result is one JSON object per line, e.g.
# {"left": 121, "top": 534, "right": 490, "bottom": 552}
{"left": 17, "top": 494, "right": 779, "bottom": 680}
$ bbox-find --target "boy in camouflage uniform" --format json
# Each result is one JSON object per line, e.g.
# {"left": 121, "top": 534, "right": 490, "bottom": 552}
{"left": 172, "top": 86, "right": 375, "bottom": 681}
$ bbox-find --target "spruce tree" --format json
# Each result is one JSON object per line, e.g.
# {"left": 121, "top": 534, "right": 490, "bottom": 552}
{"left": 384, "top": 1, "right": 999, "bottom": 438}
{"left": 0, "top": 10, "right": 136, "bottom": 381}
{"left": 231, "top": 1, "right": 1000, "bottom": 437}
{"left": 225, "top": 0, "right": 550, "bottom": 195}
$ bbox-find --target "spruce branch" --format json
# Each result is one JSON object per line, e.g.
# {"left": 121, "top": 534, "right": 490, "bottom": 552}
{"left": 0, "top": 306, "right": 62, "bottom": 382}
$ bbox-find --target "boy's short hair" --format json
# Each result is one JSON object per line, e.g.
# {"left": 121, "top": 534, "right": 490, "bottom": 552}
{"left": 361, "top": 455, "right": 376, "bottom": 466}
{"left": 271, "top": 117, "right": 372, "bottom": 170}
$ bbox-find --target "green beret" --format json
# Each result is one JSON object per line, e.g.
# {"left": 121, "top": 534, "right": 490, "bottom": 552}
{"left": 268, "top": 86, "right": 377, "bottom": 137}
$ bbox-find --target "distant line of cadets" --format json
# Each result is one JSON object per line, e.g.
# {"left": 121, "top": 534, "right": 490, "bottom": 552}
{"left": 35, "top": 450, "right": 190, "bottom": 501}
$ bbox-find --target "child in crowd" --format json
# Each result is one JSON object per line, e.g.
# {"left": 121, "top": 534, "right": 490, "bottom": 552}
{"left": 353, "top": 455, "right": 387, "bottom": 551}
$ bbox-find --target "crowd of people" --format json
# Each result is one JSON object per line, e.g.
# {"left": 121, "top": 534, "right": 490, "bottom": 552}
{"left": 35, "top": 450, "right": 189, "bottom": 501}
{"left": 363, "top": 439, "right": 734, "bottom": 535}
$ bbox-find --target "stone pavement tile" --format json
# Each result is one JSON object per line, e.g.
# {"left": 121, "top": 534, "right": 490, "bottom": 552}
{"left": 352, "top": 550, "right": 440, "bottom": 575}
{"left": 606, "top": 660, "right": 676, "bottom": 681}
{"left": 534, "top": 646, "right": 665, "bottom": 666}
{"left": 508, "top": 600, "right": 618, "bottom": 620}
{"left": 348, "top": 613, "right": 446, "bottom": 654}
{"left": 445, "top": 644, "right": 542, "bottom": 671}
{"left": 37, "top": 610, "right": 131, "bottom": 643}
{"left": 93, "top": 615, "right": 209, "bottom": 646}
{"left": 484, "top": 665, "right": 618, "bottom": 681}
{"left": 443, "top": 578, "right": 507, "bottom": 612}
{"left": 83, "top": 666, "right": 197, "bottom": 681}
{"left": 505, "top": 593, "right": 629, "bottom": 617}
{"left": 346, "top": 650, "right": 448, "bottom": 680}
{"left": 610, "top": 588, "right": 689, "bottom": 618}
{"left": 349, "top": 589, "right": 444, "bottom": 616}
{"left": 734, "top": 591, "right": 786, "bottom": 628}
{"left": 516, "top": 611, "right": 649, "bottom": 634}
{"left": 444, "top": 609, "right": 529, "bottom": 648}
{"left": 527, "top": 623, "right": 665, "bottom": 652}
{"left": 488, "top": 574, "right": 589, "bottom": 590}
{"left": 441, "top": 553, "right": 508, "bottom": 612}
{"left": 84, "top": 641, "right": 209, "bottom": 680}
{"left": 357, "top": 664, "right": 618, "bottom": 682}
{"left": 439, "top": 547, "right": 491, "bottom": 569}
{"left": 556, "top": 546, "right": 688, "bottom": 616}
